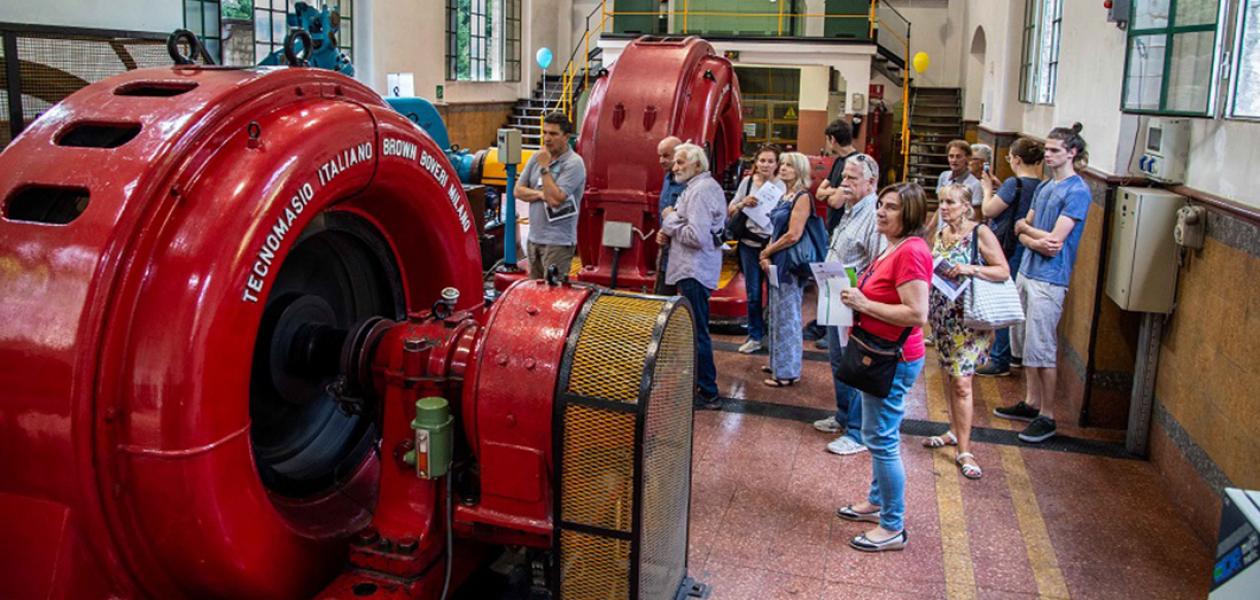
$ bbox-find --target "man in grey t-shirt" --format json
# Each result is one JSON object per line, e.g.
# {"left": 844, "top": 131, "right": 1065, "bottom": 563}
{"left": 514, "top": 113, "right": 587, "bottom": 279}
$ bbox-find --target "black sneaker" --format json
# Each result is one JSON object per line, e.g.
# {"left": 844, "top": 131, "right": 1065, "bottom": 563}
{"left": 693, "top": 395, "right": 723, "bottom": 411}
{"left": 975, "top": 363, "right": 1010, "bottom": 378}
{"left": 1010, "top": 356, "right": 1023, "bottom": 368}
{"left": 993, "top": 401, "right": 1040, "bottom": 422}
{"left": 1018, "top": 416, "right": 1057, "bottom": 443}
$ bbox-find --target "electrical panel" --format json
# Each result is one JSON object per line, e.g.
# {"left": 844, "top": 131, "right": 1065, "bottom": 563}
{"left": 1134, "top": 117, "right": 1190, "bottom": 183}
{"left": 1106, "top": 187, "right": 1183, "bottom": 313}
{"left": 1211, "top": 488, "right": 1260, "bottom": 599}
{"left": 496, "top": 128, "right": 522, "bottom": 165}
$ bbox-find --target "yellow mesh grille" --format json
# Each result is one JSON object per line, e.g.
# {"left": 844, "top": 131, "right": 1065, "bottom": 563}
{"left": 567, "top": 295, "right": 662, "bottom": 404}
{"left": 561, "top": 404, "right": 635, "bottom": 532}
{"left": 638, "top": 309, "right": 695, "bottom": 598}
{"left": 559, "top": 530, "right": 631, "bottom": 600}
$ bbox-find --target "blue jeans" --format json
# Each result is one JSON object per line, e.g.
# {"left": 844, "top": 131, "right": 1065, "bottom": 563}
{"left": 988, "top": 327, "right": 1011, "bottom": 370}
{"left": 737, "top": 243, "right": 766, "bottom": 341}
{"left": 677, "top": 278, "right": 718, "bottom": 399}
{"left": 826, "top": 326, "right": 863, "bottom": 444}
{"left": 862, "top": 357, "right": 925, "bottom": 532}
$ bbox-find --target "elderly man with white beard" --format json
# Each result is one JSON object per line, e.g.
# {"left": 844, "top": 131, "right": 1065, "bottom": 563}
{"left": 657, "top": 143, "right": 728, "bottom": 410}
{"left": 812, "top": 153, "right": 885, "bottom": 456}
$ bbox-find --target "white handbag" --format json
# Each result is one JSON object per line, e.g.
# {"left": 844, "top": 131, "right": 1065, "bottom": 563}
{"left": 962, "top": 226, "right": 1025, "bottom": 331}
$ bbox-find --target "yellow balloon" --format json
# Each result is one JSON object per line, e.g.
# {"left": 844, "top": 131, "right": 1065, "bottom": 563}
{"left": 912, "top": 51, "right": 930, "bottom": 74}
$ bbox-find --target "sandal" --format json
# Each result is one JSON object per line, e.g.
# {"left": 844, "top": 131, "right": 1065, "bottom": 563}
{"left": 955, "top": 452, "right": 983, "bottom": 480}
{"left": 922, "top": 431, "right": 958, "bottom": 448}
{"left": 763, "top": 377, "right": 799, "bottom": 388}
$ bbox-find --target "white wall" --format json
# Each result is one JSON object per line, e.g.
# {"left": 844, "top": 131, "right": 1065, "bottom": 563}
{"left": 963, "top": 25, "right": 986, "bottom": 121}
{"left": 368, "top": 0, "right": 569, "bottom": 103}
{"left": 886, "top": 0, "right": 963, "bottom": 88}
{"left": 963, "top": 0, "right": 1260, "bottom": 207}
{"left": 0, "top": 0, "right": 181, "bottom": 34}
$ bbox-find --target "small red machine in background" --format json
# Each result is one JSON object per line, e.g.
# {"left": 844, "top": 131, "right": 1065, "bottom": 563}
{"left": 0, "top": 53, "right": 699, "bottom": 599}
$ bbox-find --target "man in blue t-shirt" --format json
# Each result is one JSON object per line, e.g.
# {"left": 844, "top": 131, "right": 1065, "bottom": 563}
{"left": 992, "top": 124, "right": 1091, "bottom": 445}
{"left": 977, "top": 137, "right": 1044, "bottom": 376}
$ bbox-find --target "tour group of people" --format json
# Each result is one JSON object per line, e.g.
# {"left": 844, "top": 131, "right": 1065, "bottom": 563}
{"left": 513, "top": 112, "right": 1093, "bottom": 553}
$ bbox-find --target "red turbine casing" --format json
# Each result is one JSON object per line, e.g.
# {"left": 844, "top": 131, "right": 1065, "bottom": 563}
{"left": 574, "top": 36, "right": 743, "bottom": 293}
{"left": 0, "top": 66, "right": 486, "bottom": 599}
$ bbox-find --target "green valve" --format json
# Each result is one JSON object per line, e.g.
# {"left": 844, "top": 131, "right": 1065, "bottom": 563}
{"left": 408, "top": 396, "right": 453, "bottom": 479}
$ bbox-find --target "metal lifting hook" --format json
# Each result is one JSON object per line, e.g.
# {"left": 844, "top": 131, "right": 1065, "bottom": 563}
{"left": 166, "top": 29, "right": 217, "bottom": 66}
{"left": 284, "top": 30, "right": 314, "bottom": 67}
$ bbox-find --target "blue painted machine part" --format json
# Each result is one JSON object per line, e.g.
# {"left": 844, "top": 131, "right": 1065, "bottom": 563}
{"left": 385, "top": 97, "right": 451, "bottom": 151}
{"left": 504, "top": 163, "right": 517, "bottom": 265}
{"left": 258, "top": 2, "right": 354, "bottom": 76}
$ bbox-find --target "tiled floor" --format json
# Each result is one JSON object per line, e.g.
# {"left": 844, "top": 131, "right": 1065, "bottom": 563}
{"left": 687, "top": 302, "right": 1211, "bottom": 599}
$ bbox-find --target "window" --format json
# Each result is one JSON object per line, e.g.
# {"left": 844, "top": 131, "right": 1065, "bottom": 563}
{"left": 183, "top": 0, "right": 222, "bottom": 62}
{"left": 446, "top": 0, "right": 522, "bottom": 82}
{"left": 1228, "top": 0, "right": 1260, "bottom": 118}
{"left": 1122, "top": 0, "right": 1223, "bottom": 116}
{"left": 1018, "top": 0, "right": 1063, "bottom": 104}
{"left": 255, "top": 1, "right": 354, "bottom": 65}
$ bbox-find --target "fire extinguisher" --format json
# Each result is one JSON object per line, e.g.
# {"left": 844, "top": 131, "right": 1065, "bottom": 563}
{"left": 865, "top": 107, "right": 881, "bottom": 158}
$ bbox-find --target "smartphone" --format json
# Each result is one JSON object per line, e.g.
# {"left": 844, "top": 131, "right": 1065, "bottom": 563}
{"left": 983, "top": 161, "right": 991, "bottom": 174}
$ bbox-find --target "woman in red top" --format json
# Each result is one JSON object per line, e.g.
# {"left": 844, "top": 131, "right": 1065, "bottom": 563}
{"left": 834, "top": 182, "right": 932, "bottom": 553}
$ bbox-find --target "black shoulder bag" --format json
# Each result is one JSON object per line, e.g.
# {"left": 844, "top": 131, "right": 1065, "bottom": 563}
{"left": 835, "top": 243, "right": 913, "bottom": 398}
{"left": 724, "top": 177, "right": 771, "bottom": 247}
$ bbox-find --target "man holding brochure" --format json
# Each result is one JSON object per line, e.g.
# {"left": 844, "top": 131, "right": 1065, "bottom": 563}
{"left": 813, "top": 154, "right": 885, "bottom": 456}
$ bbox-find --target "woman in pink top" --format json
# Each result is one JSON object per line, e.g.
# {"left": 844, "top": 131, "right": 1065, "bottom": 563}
{"left": 834, "top": 182, "right": 932, "bottom": 553}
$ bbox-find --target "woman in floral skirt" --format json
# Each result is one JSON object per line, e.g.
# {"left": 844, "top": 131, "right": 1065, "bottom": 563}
{"left": 921, "top": 183, "right": 1010, "bottom": 479}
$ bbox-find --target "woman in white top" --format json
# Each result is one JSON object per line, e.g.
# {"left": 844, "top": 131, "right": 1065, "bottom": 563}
{"left": 727, "top": 145, "right": 783, "bottom": 354}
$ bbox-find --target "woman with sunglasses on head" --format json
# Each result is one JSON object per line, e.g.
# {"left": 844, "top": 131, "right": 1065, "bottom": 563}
{"left": 920, "top": 183, "right": 1010, "bottom": 480}
{"left": 834, "top": 182, "right": 932, "bottom": 553}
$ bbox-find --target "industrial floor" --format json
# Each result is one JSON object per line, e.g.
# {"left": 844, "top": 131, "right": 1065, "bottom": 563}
{"left": 687, "top": 302, "right": 1212, "bottom": 599}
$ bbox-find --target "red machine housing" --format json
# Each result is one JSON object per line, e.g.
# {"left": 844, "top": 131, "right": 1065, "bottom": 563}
{"left": 0, "top": 65, "right": 597, "bottom": 599}
{"left": 574, "top": 36, "right": 743, "bottom": 294}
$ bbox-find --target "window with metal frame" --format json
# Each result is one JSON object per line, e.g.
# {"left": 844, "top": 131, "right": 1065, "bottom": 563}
{"left": 254, "top": 1, "right": 354, "bottom": 65}
{"left": 1122, "top": 0, "right": 1223, "bottom": 116}
{"left": 183, "top": 0, "right": 223, "bottom": 62}
{"left": 1018, "top": 0, "right": 1063, "bottom": 105}
{"left": 1018, "top": 0, "right": 1037, "bottom": 103}
{"left": 1228, "top": 0, "right": 1260, "bottom": 119}
{"left": 446, "top": 0, "right": 521, "bottom": 82}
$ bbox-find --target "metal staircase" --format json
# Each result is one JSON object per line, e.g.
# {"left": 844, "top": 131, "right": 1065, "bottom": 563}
{"left": 504, "top": 74, "right": 568, "bottom": 149}
{"left": 904, "top": 87, "right": 963, "bottom": 201}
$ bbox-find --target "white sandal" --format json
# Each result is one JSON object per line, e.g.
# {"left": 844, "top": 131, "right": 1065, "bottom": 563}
{"left": 955, "top": 452, "right": 983, "bottom": 480}
{"left": 922, "top": 431, "right": 958, "bottom": 448}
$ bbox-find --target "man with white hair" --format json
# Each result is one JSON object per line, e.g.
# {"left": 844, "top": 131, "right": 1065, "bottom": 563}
{"left": 814, "top": 153, "right": 885, "bottom": 456}
{"left": 657, "top": 143, "right": 727, "bottom": 410}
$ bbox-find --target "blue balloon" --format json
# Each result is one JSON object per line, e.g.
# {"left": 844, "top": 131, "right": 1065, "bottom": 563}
{"left": 535, "top": 47, "right": 553, "bottom": 70}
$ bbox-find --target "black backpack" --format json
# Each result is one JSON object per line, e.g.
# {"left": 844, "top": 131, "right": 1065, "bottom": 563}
{"left": 998, "top": 178, "right": 1044, "bottom": 259}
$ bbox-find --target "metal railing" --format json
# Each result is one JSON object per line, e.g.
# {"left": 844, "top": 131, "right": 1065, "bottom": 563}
{"left": 547, "top": 1, "right": 913, "bottom": 177}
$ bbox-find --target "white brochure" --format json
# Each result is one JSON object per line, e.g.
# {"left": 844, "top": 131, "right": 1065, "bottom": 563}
{"left": 809, "top": 261, "right": 853, "bottom": 328}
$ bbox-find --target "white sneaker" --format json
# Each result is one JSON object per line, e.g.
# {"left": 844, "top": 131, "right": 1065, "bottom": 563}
{"left": 813, "top": 416, "right": 842, "bottom": 433}
{"left": 737, "top": 339, "right": 763, "bottom": 354}
{"left": 826, "top": 436, "right": 868, "bottom": 456}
